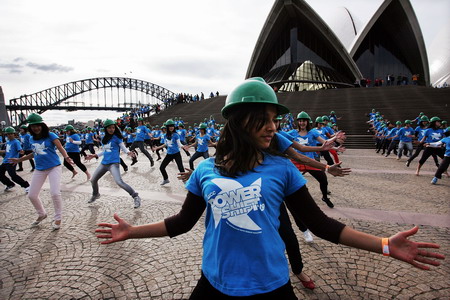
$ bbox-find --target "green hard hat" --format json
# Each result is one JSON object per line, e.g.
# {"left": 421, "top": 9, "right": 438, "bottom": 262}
{"left": 442, "top": 120, "right": 447, "bottom": 124}
{"left": 315, "top": 116, "right": 323, "bottom": 123}
{"left": 330, "top": 111, "right": 335, "bottom": 114}
{"left": 165, "top": 119, "right": 175, "bottom": 126}
{"left": 4, "top": 126, "right": 15, "bottom": 134}
{"left": 296, "top": 111, "right": 311, "bottom": 120}
{"left": 275, "top": 115, "right": 283, "bottom": 121}
{"left": 419, "top": 112, "right": 424, "bottom": 116}
{"left": 446, "top": 127, "right": 450, "bottom": 132}
{"left": 430, "top": 116, "right": 441, "bottom": 122}
{"left": 103, "top": 119, "right": 116, "bottom": 127}
{"left": 20, "top": 125, "right": 28, "bottom": 129}
{"left": 420, "top": 116, "right": 429, "bottom": 122}
{"left": 221, "top": 77, "right": 289, "bottom": 119}
{"left": 396, "top": 121, "right": 402, "bottom": 125}
{"left": 199, "top": 123, "right": 208, "bottom": 129}
{"left": 137, "top": 117, "right": 144, "bottom": 121}
{"left": 64, "top": 125, "right": 75, "bottom": 131}
{"left": 161, "top": 125, "right": 166, "bottom": 129}
{"left": 26, "top": 113, "right": 44, "bottom": 125}
{"left": 405, "top": 120, "right": 411, "bottom": 124}
{"left": 322, "top": 115, "right": 330, "bottom": 121}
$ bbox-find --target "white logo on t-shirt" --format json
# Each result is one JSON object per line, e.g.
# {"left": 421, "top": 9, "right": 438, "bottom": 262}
{"left": 208, "top": 178, "right": 264, "bottom": 233}
{"left": 32, "top": 142, "right": 47, "bottom": 155}
{"left": 103, "top": 143, "right": 112, "bottom": 152}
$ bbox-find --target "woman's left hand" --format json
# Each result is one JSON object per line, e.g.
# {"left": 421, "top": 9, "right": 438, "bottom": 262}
{"left": 389, "top": 226, "right": 445, "bottom": 270}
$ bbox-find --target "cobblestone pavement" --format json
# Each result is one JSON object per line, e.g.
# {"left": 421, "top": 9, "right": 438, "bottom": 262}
{"left": 1, "top": 148, "right": 449, "bottom": 299}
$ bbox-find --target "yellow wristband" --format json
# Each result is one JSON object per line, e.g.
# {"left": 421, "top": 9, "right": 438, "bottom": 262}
{"left": 382, "top": 238, "right": 390, "bottom": 256}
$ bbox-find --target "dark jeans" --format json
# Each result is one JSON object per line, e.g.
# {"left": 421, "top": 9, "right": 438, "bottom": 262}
{"left": 63, "top": 152, "right": 87, "bottom": 172}
{"left": 18, "top": 150, "right": 35, "bottom": 170}
{"left": 386, "top": 140, "right": 399, "bottom": 155}
{"left": 435, "top": 156, "right": 449, "bottom": 179}
{"left": 189, "top": 151, "right": 209, "bottom": 170}
{"left": 320, "top": 150, "right": 334, "bottom": 165}
{"left": 160, "top": 152, "right": 185, "bottom": 180}
{"left": 189, "top": 272, "right": 297, "bottom": 299}
{"left": 130, "top": 141, "right": 154, "bottom": 163}
{"left": 0, "top": 163, "right": 29, "bottom": 188}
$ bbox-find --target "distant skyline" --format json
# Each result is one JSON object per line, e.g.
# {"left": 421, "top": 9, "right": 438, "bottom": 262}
{"left": 1, "top": 0, "right": 448, "bottom": 126}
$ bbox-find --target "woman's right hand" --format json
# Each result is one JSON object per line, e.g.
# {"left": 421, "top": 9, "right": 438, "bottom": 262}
{"left": 85, "top": 154, "right": 97, "bottom": 161}
{"left": 96, "top": 213, "right": 131, "bottom": 244}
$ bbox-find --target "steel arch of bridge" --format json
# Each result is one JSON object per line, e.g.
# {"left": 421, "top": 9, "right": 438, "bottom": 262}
{"left": 6, "top": 77, "right": 176, "bottom": 126}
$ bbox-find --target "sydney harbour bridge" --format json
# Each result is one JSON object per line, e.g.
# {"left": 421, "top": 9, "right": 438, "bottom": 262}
{"left": 3, "top": 77, "right": 176, "bottom": 126}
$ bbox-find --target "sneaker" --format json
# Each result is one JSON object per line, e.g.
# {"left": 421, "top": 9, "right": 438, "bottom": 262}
{"left": 88, "top": 194, "right": 100, "bottom": 203}
{"left": 124, "top": 167, "right": 128, "bottom": 172}
{"left": 406, "top": 161, "right": 411, "bottom": 167}
{"left": 303, "top": 230, "right": 314, "bottom": 243}
{"left": 151, "top": 160, "right": 154, "bottom": 167}
{"left": 131, "top": 160, "right": 137, "bottom": 166}
{"left": 160, "top": 179, "right": 170, "bottom": 186}
{"left": 322, "top": 197, "right": 334, "bottom": 208}
{"left": 31, "top": 214, "right": 47, "bottom": 227}
{"left": 133, "top": 196, "right": 141, "bottom": 209}
{"left": 431, "top": 177, "right": 438, "bottom": 185}
{"left": 24, "top": 186, "right": 30, "bottom": 194}
{"left": 16, "top": 168, "right": 24, "bottom": 172}
{"left": 51, "top": 221, "right": 61, "bottom": 231}
{"left": 4, "top": 185, "right": 15, "bottom": 192}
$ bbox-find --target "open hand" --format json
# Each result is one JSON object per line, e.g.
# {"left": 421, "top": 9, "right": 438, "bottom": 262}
{"left": 177, "top": 168, "right": 193, "bottom": 182}
{"left": 96, "top": 213, "right": 131, "bottom": 245}
{"left": 328, "top": 162, "right": 351, "bottom": 177}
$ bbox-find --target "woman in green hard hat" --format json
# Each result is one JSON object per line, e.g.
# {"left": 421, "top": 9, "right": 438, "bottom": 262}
{"left": 416, "top": 116, "right": 445, "bottom": 176}
{"left": 85, "top": 119, "right": 141, "bottom": 209}
{"left": 9, "top": 113, "right": 74, "bottom": 230}
{"left": 63, "top": 125, "right": 91, "bottom": 180}
{"left": 0, "top": 127, "right": 30, "bottom": 192}
{"left": 183, "top": 123, "right": 214, "bottom": 170}
{"left": 96, "top": 78, "right": 444, "bottom": 298}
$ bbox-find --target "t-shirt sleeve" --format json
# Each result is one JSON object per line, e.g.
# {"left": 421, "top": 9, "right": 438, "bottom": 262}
{"left": 284, "top": 158, "right": 307, "bottom": 196}
{"left": 275, "top": 132, "right": 293, "bottom": 153}
{"left": 49, "top": 132, "right": 59, "bottom": 141}
{"left": 185, "top": 165, "right": 204, "bottom": 197}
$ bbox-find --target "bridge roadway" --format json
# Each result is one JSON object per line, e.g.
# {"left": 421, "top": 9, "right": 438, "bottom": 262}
{"left": 1, "top": 149, "right": 449, "bottom": 299}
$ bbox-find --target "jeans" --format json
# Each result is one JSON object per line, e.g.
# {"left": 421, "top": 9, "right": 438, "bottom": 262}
{"left": 397, "top": 141, "right": 413, "bottom": 158}
{"left": 90, "top": 163, "right": 137, "bottom": 197}
{"left": 28, "top": 165, "right": 62, "bottom": 221}
{"left": 63, "top": 152, "right": 87, "bottom": 172}
{"left": 189, "top": 151, "right": 209, "bottom": 170}
{"left": 130, "top": 141, "right": 154, "bottom": 163}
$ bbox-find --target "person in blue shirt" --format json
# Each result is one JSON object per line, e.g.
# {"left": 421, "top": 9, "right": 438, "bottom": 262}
{"left": 177, "top": 123, "right": 191, "bottom": 157}
{"left": 416, "top": 117, "right": 445, "bottom": 176}
{"left": 395, "top": 120, "right": 414, "bottom": 160}
{"left": 63, "top": 125, "right": 91, "bottom": 180}
{"left": 17, "top": 125, "right": 35, "bottom": 172}
{"left": 154, "top": 119, "right": 185, "bottom": 185}
{"left": 129, "top": 118, "right": 154, "bottom": 167}
{"left": 406, "top": 116, "right": 439, "bottom": 167}
{"left": 86, "top": 119, "right": 141, "bottom": 209}
{"left": 81, "top": 127, "right": 97, "bottom": 156}
{"left": 95, "top": 78, "right": 444, "bottom": 298}
{"left": 385, "top": 121, "right": 402, "bottom": 157}
{"left": 10, "top": 113, "right": 74, "bottom": 231}
{"left": 428, "top": 127, "right": 450, "bottom": 184}
{"left": 183, "top": 123, "right": 213, "bottom": 170}
{"left": 0, "top": 127, "right": 30, "bottom": 192}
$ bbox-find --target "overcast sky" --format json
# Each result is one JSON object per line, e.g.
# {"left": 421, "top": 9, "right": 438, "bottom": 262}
{"left": 1, "top": 0, "right": 448, "bottom": 125}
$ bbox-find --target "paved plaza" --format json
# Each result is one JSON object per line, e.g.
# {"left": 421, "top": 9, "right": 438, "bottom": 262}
{"left": 1, "top": 148, "right": 449, "bottom": 299}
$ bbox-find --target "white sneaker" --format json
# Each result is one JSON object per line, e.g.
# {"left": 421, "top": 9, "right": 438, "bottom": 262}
{"left": 303, "top": 230, "right": 314, "bottom": 243}
{"left": 25, "top": 187, "right": 30, "bottom": 194}
{"left": 133, "top": 196, "right": 141, "bottom": 209}
{"left": 160, "top": 179, "right": 170, "bottom": 186}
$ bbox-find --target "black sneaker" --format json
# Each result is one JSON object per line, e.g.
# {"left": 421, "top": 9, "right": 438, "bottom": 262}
{"left": 322, "top": 197, "right": 334, "bottom": 208}
{"left": 406, "top": 161, "right": 411, "bottom": 167}
{"left": 150, "top": 160, "right": 154, "bottom": 167}
{"left": 131, "top": 159, "right": 137, "bottom": 166}
{"left": 16, "top": 168, "right": 24, "bottom": 172}
{"left": 124, "top": 167, "right": 128, "bottom": 172}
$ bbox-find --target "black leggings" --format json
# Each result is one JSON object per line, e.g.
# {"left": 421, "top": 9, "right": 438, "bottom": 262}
{"left": 130, "top": 141, "right": 154, "bottom": 163}
{"left": 81, "top": 144, "right": 95, "bottom": 157}
{"left": 0, "top": 163, "right": 29, "bottom": 188}
{"left": 279, "top": 203, "right": 303, "bottom": 275}
{"left": 18, "top": 150, "right": 35, "bottom": 169}
{"left": 189, "top": 272, "right": 297, "bottom": 299}
{"left": 160, "top": 152, "right": 185, "bottom": 180}
{"left": 435, "top": 156, "right": 450, "bottom": 179}
{"left": 320, "top": 150, "right": 334, "bottom": 165}
{"left": 305, "top": 169, "right": 328, "bottom": 198}
{"left": 64, "top": 152, "right": 87, "bottom": 172}
{"left": 189, "top": 151, "right": 209, "bottom": 170}
{"left": 418, "top": 147, "right": 444, "bottom": 165}
{"left": 409, "top": 143, "right": 439, "bottom": 166}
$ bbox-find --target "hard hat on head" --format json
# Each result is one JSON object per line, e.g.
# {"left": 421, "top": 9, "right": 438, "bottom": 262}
{"left": 165, "top": 119, "right": 175, "bottom": 126}
{"left": 199, "top": 123, "right": 208, "bottom": 129}
{"left": 419, "top": 112, "right": 424, "bottom": 116}
{"left": 396, "top": 121, "right": 402, "bottom": 125}
{"left": 445, "top": 127, "right": 450, "bottom": 133}
{"left": 430, "top": 116, "right": 441, "bottom": 122}
{"left": 296, "top": 111, "right": 311, "bottom": 120}
{"left": 322, "top": 115, "right": 330, "bottom": 121}
{"left": 405, "top": 120, "right": 411, "bottom": 124}
{"left": 315, "top": 116, "right": 323, "bottom": 123}
{"left": 20, "top": 125, "right": 28, "bottom": 129}
{"left": 330, "top": 111, "right": 335, "bottom": 114}
{"left": 137, "top": 117, "right": 144, "bottom": 122}
{"left": 103, "top": 119, "right": 116, "bottom": 128}
{"left": 420, "top": 116, "right": 429, "bottom": 122}
{"left": 442, "top": 120, "right": 447, "bottom": 124}
{"left": 161, "top": 125, "right": 166, "bottom": 129}
{"left": 65, "top": 125, "right": 75, "bottom": 131}
{"left": 221, "top": 77, "right": 289, "bottom": 119}
{"left": 275, "top": 115, "right": 283, "bottom": 121}
{"left": 4, "top": 127, "right": 15, "bottom": 134}
{"left": 26, "top": 113, "right": 44, "bottom": 125}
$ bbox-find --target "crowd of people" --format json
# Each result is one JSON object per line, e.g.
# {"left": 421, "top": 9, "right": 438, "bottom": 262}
{"left": 0, "top": 78, "right": 446, "bottom": 298}
{"left": 368, "top": 109, "right": 450, "bottom": 184}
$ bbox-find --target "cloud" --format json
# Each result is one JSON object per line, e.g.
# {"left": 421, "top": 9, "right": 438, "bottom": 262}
{"left": 26, "top": 62, "right": 73, "bottom": 73}
{"left": 0, "top": 63, "right": 23, "bottom": 73}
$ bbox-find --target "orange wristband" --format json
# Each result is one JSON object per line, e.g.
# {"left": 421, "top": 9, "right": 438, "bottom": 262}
{"left": 382, "top": 238, "right": 390, "bottom": 256}
{"left": 325, "top": 165, "right": 330, "bottom": 173}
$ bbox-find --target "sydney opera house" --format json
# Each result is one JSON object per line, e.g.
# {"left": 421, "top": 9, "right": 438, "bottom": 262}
{"left": 246, "top": 0, "right": 449, "bottom": 91}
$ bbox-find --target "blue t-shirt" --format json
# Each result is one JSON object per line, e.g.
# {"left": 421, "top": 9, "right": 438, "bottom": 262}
{"left": 286, "top": 129, "right": 320, "bottom": 158}
{"left": 196, "top": 134, "right": 211, "bottom": 152}
{"left": 65, "top": 134, "right": 81, "bottom": 153}
{"left": 275, "top": 132, "right": 294, "bottom": 153}
{"left": 135, "top": 125, "right": 150, "bottom": 142}
{"left": 424, "top": 128, "right": 444, "bottom": 143}
{"left": 177, "top": 129, "right": 187, "bottom": 142}
{"left": 20, "top": 133, "right": 32, "bottom": 151}
{"left": 127, "top": 133, "right": 134, "bottom": 143}
{"left": 414, "top": 126, "right": 428, "bottom": 141}
{"left": 439, "top": 137, "right": 450, "bottom": 157}
{"left": 164, "top": 133, "right": 181, "bottom": 155}
{"left": 101, "top": 135, "right": 124, "bottom": 165}
{"left": 86, "top": 132, "right": 95, "bottom": 144}
{"left": 186, "top": 155, "right": 307, "bottom": 296}
{"left": 152, "top": 130, "right": 161, "bottom": 139}
{"left": 31, "top": 132, "right": 61, "bottom": 170}
{"left": 397, "top": 127, "right": 414, "bottom": 142}
{"left": 3, "top": 139, "right": 22, "bottom": 164}
{"left": 387, "top": 128, "right": 400, "bottom": 140}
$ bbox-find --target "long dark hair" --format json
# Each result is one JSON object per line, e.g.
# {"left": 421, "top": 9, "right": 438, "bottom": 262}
{"left": 29, "top": 123, "right": 50, "bottom": 140}
{"left": 215, "top": 103, "right": 284, "bottom": 177}
{"left": 102, "top": 125, "right": 123, "bottom": 145}
{"left": 166, "top": 125, "right": 175, "bottom": 140}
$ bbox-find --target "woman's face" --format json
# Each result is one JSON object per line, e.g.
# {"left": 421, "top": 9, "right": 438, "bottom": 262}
{"left": 248, "top": 105, "right": 277, "bottom": 150}
{"left": 297, "top": 119, "right": 308, "bottom": 130}
{"left": 168, "top": 125, "right": 175, "bottom": 132}
{"left": 106, "top": 125, "right": 116, "bottom": 135}
{"left": 30, "top": 124, "right": 42, "bottom": 135}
